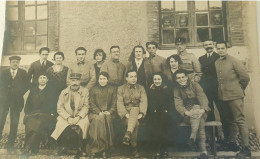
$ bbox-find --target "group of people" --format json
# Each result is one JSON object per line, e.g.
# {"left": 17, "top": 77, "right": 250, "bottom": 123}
{"left": 0, "top": 37, "right": 251, "bottom": 159}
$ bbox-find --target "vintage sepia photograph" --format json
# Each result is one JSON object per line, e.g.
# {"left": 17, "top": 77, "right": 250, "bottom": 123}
{"left": 0, "top": 0, "right": 260, "bottom": 159}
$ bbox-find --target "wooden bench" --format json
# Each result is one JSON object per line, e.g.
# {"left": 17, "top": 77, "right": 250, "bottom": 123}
{"left": 179, "top": 121, "right": 222, "bottom": 156}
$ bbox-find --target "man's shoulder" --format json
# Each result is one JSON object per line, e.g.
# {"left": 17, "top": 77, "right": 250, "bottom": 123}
{"left": 30, "top": 60, "right": 40, "bottom": 66}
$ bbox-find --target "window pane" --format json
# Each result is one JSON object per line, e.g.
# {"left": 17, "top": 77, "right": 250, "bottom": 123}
{"left": 196, "top": 14, "right": 208, "bottom": 26}
{"left": 37, "top": 5, "right": 47, "bottom": 19}
{"left": 195, "top": 1, "right": 208, "bottom": 11}
{"left": 25, "top": 6, "right": 36, "bottom": 20}
{"left": 212, "top": 28, "right": 224, "bottom": 42}
{"left": 7, "top": 7, "right": 18, "bottom": 21}
{"left": 7, "top": 36, "right": 18, "bottom": 51}
{"left": 210, "top": 11, "right": 223, "bottom": 25}
{"left": 36, "top": 36, "right": 47, "bottom": 49}
{"left": 7, "top": 1, "right": 18, "bottom": 6}
{"left": 161, "top": 1, "right": 173, "bottom": 11}
{"left": 37, "top": 0, "right": 48, "bottom": 4}
{"left": 177, "top": 14, "right": 188, "bottom": 27}
{"left": 24, "top": 37, "right": 36, "bottom": 50}
{"left": 175, "top": 1, "right": 187, "bottom": 11}
{"left": 7, "top": 22, "right": 18, "bottom": 36}
{"left": 37, "top": 21, "right": 47, "bottom": 35}
{"left": 197, "top": 28, "right": 209, "bottom": 42}
{"left": 24, "top": 21, "right": 36, "bottom": 36}
{"left": 176, "top": 29, "right": 189, "bottom": 43}
{"left": 209, "top": 1, "right": 222, "bottom": 9}
{"left": 162, "top": 30, "right": 174, "bottom": 44}
{"left": 162, "top": 14, "right": 175, "bottom": 28}
{"left": 25, "top": 1, "right": 35, "bottom": 5}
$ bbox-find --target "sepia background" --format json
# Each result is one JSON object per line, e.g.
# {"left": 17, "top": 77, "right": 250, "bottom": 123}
{"left": 0, "top": 0, "right": 260, "bottom": 149}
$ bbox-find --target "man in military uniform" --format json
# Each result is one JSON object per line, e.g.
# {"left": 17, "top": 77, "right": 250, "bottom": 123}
{"left": 117, "top": 70, "right": 148, "bottom": 158}
{"left": 176, "top": 37, "right": 201, "bottom": 82}
{"left": 0, "top": 56, "right": 29, "bottom": 153}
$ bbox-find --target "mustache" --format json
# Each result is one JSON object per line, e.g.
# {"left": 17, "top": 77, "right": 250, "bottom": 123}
{"left": 205, "top": 47, "right": 214, "bottom": 51}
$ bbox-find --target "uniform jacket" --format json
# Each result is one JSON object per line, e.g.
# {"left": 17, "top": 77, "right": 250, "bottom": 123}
{"left": 117, "top": 84, "right": 148, "bottom": 119}
{"left": 215, "top": 55, "right": 250, "bottom": 101}
{"left": 173, "top": 81, "right": 210, "bottom": 117}
{"left": 0, "top": 68, "right": 29, "bottom": 112}
{"left": 51, "top": 86, "right": 89, "bottom": 140}
{"left": 199, "top": 52, "right": 219, "bottom": 91}
{"left": 28, "top": 60, "right": 53, "bottom": 86}
{"left": 100, "top": 59, "right": 126, "bottom": 86}
{"left": 178, "top": 51, "right": 201, "bottom": 73}
{"left": 67, "top": 60, "right": 96, "bottom": 90}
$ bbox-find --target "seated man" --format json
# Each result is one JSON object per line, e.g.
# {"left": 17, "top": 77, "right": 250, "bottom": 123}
{"left": 21, "top": 73, "right": 56, "bottom": 159}
{"left": 51, "top": 73, "right": 89, "bottom": 157}
{"left": 173, "top": 69, "right": 210, "bottom": 159}
{"left": 117, "top": 70, "right": 148, "bottom": 158}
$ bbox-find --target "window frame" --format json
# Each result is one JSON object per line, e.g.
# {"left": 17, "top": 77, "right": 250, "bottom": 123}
{"left": 158, "top": 1, "right": 228, "bottom": 49}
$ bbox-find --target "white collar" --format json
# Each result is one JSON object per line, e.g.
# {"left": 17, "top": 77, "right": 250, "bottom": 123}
{"left": 40, "top": 59, "right": 46, "bottom": 64}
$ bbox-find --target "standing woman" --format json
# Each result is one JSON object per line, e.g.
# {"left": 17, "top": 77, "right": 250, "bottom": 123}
{"left": 164, "top": 54, "right": 182, "bottom": 89}
{"left": 126, "top": 45, "right": 149, "bottom": 89}
{"left": 93, "top": 49, "right": 106, "bottom": 84}
{"left": 87, "top": 72, "right": 117, "bottom": 158}
{"left": 146, "top": 72, "right": 171, "bottom": 158}
{"left": 47, "top": 52, "right": 68, "bottom": 116}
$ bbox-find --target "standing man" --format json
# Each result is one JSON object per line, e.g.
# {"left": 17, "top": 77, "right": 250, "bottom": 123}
{"left": 100, "top": 45, "right": 126, "bottom": 87}
{"left": 117, "top": 70, "right": 148, "bottom": 158}
{"left": 67, "top": 47, "right": 96, "bottom": 90}
{"left": 175, "top": 37, "right": 201, "bottom": 82}
{"left": 215, "top": 41, "right": 251, "bottom": 157}
{"left": 145, "top": 41, "right": 166, "bottom": 87}
{"left": 51, "top": 73, "right": 89, "bottom": 157}
{"left": 28, "top": 47, "right": 53, "bottom": 86}
{"left": 0, "top": 56, "right": 29, "bottom": 153}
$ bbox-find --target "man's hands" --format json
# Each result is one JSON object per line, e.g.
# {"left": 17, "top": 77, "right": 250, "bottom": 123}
{"left": 99, "top": 111, "right": 111, "bottom": 116}
{"left": 68, "top": 116, "right": 81, "bottom": 125}
{"left": 125, "top": 113, "right": 144, "bottom": 119}
{"left": 125, "top": 114, "right": 130, "bottom": 119}
{"left": 185, "top": 108, "right": 205, "bottom": 119}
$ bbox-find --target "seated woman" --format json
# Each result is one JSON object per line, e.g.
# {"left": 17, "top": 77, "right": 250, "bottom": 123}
{"left": 146, "top": 72, "right": 171, "bottom": 158}
{"left": 21, "top": 73, "right": 56, "bottom": 159}
{"left": 87, "top": 72, "right": 117, "bottom": 158}
{"left": 173, "top": 69, "right": 210, "bottom": 159}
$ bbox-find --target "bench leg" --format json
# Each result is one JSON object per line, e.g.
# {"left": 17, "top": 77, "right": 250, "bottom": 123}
{"left": 211, "top": 126, "right": 217, "bottom": 156}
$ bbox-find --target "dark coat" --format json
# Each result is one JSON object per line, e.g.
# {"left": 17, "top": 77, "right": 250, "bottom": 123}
{"left": 198, "top": 52, "right": 220, "bottom": 92}
{"left": 28, "top": 60, "right": 53, "bottom": 86}
{"left": 0, "top": 68, "right": 29, "bottom": 112}
{"left": 125, "top": 60, "right": 147, "bottom": 88}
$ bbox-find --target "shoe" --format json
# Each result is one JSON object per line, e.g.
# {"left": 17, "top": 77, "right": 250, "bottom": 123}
{"left": 198, "top": 153, "right": 208, "bottom": 159}
{"left": 162, "top": 151, "right": 168, "bottom": 157}
{"left": 236, "top": 146, "right": 251, "bottom": 157}
{"left": 154, "top": 152, "right": 160, "bottom": 159}
{"left": 227, "top": 142, "right": 240, "bottom": 152}
{"left": 89, "top": 153, "right": 95, "bottom": 159}
{"left": 56, "top": 147, "right": 67, "bottom": 156}
{"left": 187, "top": 138, "right": 197, "bottom": 151}
{"left": 123, "top": 131, "right": 131, "bottom": 146}
{"left": 132, "top": 147, "right": 140, "bottom": 158}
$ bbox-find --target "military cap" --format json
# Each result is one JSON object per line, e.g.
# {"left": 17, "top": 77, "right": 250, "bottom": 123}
{"left": 9, "top": 56, "right": 21, "bottom": 61}
{"left": 70, "top": 73, "right": 82, "bottom": 79}
{"left": 175, "top": 37, "right": 186, "bottom": 44}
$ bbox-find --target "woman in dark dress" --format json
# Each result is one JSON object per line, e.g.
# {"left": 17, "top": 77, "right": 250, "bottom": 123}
{"left": 146, "top": 72, "right": 171, "bottom": 158}
{"left": 46, "top": 52, "right": 68, "bottom": 116}
{"left": 93, "top": 49, "right": 106, "bottom": 84}
{"left": 21, "top": 73, "right": 56, "bottom": 159}
{"left": 87, "top": 72, "right": 117, "bottom": 158}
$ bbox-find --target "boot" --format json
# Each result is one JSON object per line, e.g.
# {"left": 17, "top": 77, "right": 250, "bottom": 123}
{"left": 236, "top": 146, "right": 251, "bottom": 157}
{"left": 123, "top": 131, "right": 131, "bottom": 146}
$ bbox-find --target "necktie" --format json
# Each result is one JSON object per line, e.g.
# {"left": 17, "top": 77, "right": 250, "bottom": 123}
{"left": 42, "top": 61, "right": 45, "bottom": 68}
{"left": 207, "top": 54, "right": 211, "bottom": 58}
{"left": 70, "top": 92, "right": 75, "bottom": 111}
{"left": 11, "top": 70, "right": 15, "bottom": 79}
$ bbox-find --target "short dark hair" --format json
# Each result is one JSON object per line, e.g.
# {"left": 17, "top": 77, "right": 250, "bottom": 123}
{"left": 146, "top": 41, "right": 158, "bottom": 49}
{"left": 38, "top": 72, "right": 49, "bottom": 79}
{"left": 152, "top": 72, "right": 167, "bottom": 86}
{"left": 128, "top": 45, "right": 146, "bottom": 62}
{"left": 75, "top": 47, "right": 87, "bottom": 55}
{"left": 93, "top": 49, "right": 106, "bottom": 61}
{"left": 39, "top": 47, "right": 50, "bottom": 54}
{"left": 202, "top": 39, "right": 214, "bottom": 43}
{"left": 54, "top": 52, "right": 65, "bottom": 60}
{"left": 173, "top": 69, "right": 188, "bottom": 80}
{"left": 125, "top": 69, "right": 137, "bottom": 77}
{"left": 110, "top": 45, "right": 120, "bottom": 53}
{"left": 216, "top": 41, "right": 228, "bottom": 48}
{"left": 98, "top": 71, "right": 109, "bottom": 79}
{"left": 166, "top": 54, "right": 182, "bottom": 68}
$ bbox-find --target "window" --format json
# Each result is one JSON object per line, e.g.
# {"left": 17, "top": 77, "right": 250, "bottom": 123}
{"left": 159, "top": 1, "right": 227, "bottom": 47}
{"left": 5, "top": 1, "right": 48, "bottom": 55}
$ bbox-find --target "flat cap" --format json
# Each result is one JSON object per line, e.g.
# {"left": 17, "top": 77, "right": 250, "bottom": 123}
{"left": 175, "top": 37, "right": 186, "bottom": 44}
{"left": 9, "top": 56, "right": 21, "bottom": 61}
{"left": 70, "top": 73, "right": 82, "bottom": 79}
